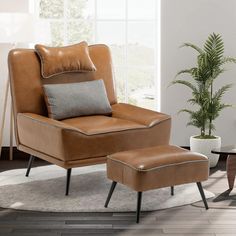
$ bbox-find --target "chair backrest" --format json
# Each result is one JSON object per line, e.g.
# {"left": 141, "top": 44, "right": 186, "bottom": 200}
{"left": 8, "top": 44, "right": 117, "bottom": 117}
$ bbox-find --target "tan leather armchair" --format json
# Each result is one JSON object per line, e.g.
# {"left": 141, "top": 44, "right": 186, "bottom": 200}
{"left": 8, "top": 44, "right": 171, "bottom": 195}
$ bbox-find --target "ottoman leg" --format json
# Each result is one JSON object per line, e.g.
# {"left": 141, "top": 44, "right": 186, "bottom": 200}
{"left": 105, "top": 181, "right": 117, "bottom": 208}
{"left": 171, "top": 186, "right": 174, "bottom": 196}
{"left": 196, "top": 182, "right": 208, "bottom": 210}
{"left": 25, "top": 155, "right": 35, "bottom": 177}
{"left": 65, "top": 168, "right": 72, "bottom": 196}
{"left": 136, "top": 192, "right": 142, "bottom": 223}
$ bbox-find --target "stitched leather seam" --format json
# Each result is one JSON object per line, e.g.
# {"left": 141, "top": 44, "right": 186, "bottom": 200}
{"left": 111, "top": 103, "right": 171, "bottom": 127}
{"left": 69, "top": 117, "right": 170, "bottom": 135}
{"left": 19, "top": 144, "right": 107, "bottom": 167}
{"left": 148, "top": 117, "right": 171, "bottom": 128}
{"left": 18, "top": 113, "right": 78, "bottom": 132}
{"left": 35, "top": 43, "right": 96, "bottom": 79}
{"left": 113, "top": 116, "right": 171, "bottom": 128}
{"left": 18, "top": 113, "right": 168, "bottom": 136}
{"left": 19, "top": 144, "right": 65, "bottom": 163}
{"left": 64, "top": 124, "right": 159, "bottom": 136}
{"left": 111, "top": 113, "right": 171, "bottom": 127}
{"left": 107, "top": 158, "right": 208, "bottom": 172}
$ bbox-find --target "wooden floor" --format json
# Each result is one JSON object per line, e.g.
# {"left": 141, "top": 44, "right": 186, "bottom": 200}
{"left": 0, "top": 157, "right": 235, "bottom": 236}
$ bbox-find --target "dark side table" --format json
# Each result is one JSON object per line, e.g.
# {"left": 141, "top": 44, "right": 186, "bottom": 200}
{"left": 212, "top": 145, "right": 236, "bottom": 190}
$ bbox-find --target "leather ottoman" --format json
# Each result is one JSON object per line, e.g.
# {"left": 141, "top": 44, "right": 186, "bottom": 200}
{"left": 104, "top": 145, "right": 209, "bottom": 223}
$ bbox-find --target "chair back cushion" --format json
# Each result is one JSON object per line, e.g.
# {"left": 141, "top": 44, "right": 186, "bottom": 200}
{"left": 8, "top": 44, "right": 117, "bottom": 117}
{"left": 35, "top": 42, "right": 96, "bottom": 78}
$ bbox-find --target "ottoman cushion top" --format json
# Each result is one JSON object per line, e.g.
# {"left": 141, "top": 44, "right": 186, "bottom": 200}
{"left": 108, "top": 145, "right": 208, "bottom": 171}
{"left": 107, "top": 145, "right": 209, "bottom": 191}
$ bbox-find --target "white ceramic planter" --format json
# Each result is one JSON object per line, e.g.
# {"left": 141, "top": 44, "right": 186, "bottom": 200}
{"left": 190, "top": 136, "right": 221, "bottom": 168}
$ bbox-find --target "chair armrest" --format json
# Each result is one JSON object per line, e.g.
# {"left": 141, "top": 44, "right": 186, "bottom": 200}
{"left": 111, "top": 103, "right": 171, "bottom": 127}
{"left": 17, "top": 113, "right": 79, "bottom": 161}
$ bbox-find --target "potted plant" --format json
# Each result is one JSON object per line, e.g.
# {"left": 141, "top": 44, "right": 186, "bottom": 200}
{"left": 171, "top": 33, "right": 236, "bottom": 168}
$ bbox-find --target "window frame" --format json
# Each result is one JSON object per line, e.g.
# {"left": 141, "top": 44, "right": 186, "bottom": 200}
{"left": 32, "top": 0, "right": 161, "bottom": 111}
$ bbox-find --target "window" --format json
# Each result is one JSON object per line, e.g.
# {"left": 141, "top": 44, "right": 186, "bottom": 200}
{"left": 33, "top": 0, "right": 161, "bottom": 110}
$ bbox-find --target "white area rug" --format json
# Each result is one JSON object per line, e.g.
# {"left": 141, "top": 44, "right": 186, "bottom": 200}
{"left": 0, "top": 164, "right": 215, "bottom": 212}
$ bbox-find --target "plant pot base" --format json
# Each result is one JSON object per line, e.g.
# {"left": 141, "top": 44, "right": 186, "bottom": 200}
{"left": 190, "top": 136, "right": 221, "bottom": 168}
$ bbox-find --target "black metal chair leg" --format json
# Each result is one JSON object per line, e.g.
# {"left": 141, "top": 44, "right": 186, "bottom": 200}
{"left": 171, "top": 186, "right": 174, "bottom": 196}
{"left": 65, "top": 169, "right": 72, "bottom": 196}
{"left": 196, "top": 182, "right": 209, "bottom": 210}
{"left": 104, "top": 181, "right": 117, "bottom": 207}
{"left": 25, "top": 155, "right": 35, "bottom": 177}
{"left": 136, "top": 191, "right": 142, "bottom": 224}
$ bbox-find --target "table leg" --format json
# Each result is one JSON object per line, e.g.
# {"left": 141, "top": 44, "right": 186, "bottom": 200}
{"left": 226, "top": 155, "right": 236, "bottom": 189}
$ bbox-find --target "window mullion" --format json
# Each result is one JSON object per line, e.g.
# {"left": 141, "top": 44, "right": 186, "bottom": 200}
{"left": 124, "top": 0, "right": 128, "bottom": 103}
{"left": 154, "top": 0, "right": 159, "bottom": 111}
{"left": 94, "top": 0, "right": 98, "bottom": 43}
{"left": 35, "top": 0, "right": 160, "bottom": 110}
{"left": 64, "top": 0, "right": 68, "bottom": 44}
{"left": 156, "top": 0, "right": 161, "bottom": 111}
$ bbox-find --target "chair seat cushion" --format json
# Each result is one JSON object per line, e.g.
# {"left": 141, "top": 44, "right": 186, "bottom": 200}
{"left": 107, "top": 145, "right": 209, "bottom": 191}
{"left": 107, "top": 145, "right": 208, "bottom": 171}
{"left": 17, "top": 103, "right": 171, "bottom": 166}
{"left": 62, "top": 103, "right": 171, "bottom": 135}
{"left": 62, "top": 115, "right": 146, "bottom": 135}
{"left": 111, "top": 103, "right": 169, "bottom": 127}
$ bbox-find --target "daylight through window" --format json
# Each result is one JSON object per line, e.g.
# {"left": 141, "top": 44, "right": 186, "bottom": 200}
{"left": 33, "top": 0, "right": 160, "bottom": 110}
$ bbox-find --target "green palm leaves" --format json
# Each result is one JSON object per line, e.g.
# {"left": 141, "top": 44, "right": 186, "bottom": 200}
{"left": 171, "top": 33, "right": 236, "bottom": 138}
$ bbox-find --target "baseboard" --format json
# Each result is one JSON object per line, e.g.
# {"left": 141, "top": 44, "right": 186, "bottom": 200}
{"left": 0, "top": 147, "right": 29, "bottom": 160}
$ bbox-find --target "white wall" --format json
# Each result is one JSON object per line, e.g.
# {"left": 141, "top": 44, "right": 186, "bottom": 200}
{"left": 0, "top": 1, "right": 28, "bottom": 12}
{"left": 0, "top": 0, "right": 28, "bottom": 146}
{"left": 161, "top": 0, "right": 236, "bottom": 146}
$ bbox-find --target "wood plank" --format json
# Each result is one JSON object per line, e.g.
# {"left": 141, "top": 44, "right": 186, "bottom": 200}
{"left": 0, "top": 158, "right": 234, "bottom": 235}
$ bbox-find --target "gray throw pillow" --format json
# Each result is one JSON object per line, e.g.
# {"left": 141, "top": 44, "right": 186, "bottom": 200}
{"left": 43, "top": 80, "right": 112, "bottom": 120}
